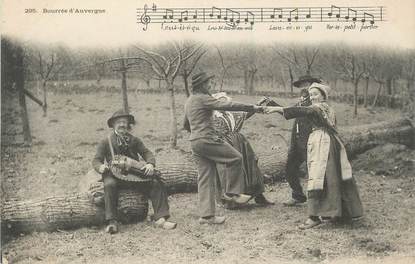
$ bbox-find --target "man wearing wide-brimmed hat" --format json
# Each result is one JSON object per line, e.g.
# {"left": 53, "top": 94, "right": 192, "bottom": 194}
{"left": 284, "top": 75, "right": 322, "bottom": 206}
{"left": 183, "top": 71, "right": 265, "bottom": 225}
{"left": 92, "top": 109, "right": 176, "bottom": 233}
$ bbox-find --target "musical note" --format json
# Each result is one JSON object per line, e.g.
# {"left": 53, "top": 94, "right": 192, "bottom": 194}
{"left": 345, "top": 8, "right": 357, "bottom": 21}
{"left": 328, "top": 5, "right": 341, "bottom": 19}
{"left": 288, "top": 8, "right": 298, "bottom": 22}
{"left": 137, "top": 5, "right": 385, "bottom": 30}
{"left": 210, "top": 7, "right": 222, "bottom": 19}
{"left": 163, "top": 9, "right": 174, "bottom": 20}
{"left": 179, "top": 10, "right": 188, "bottom": 22}
{"left": 140, "top": 4, "right": 151, "bottom": 31}
{"left": 306, "top": 8, "right": 311, "bottom": 19}
{"left": 270, "top": 8, "right": 283, "bottom": 19}
{"left": 245, "top": 11, "right": 254, "bottom": 25}
{"left": 225, "top": 8, "right": 240, "bottom": 23}
{"left": 362, "top": 12, "right": 375, "bottom": 24}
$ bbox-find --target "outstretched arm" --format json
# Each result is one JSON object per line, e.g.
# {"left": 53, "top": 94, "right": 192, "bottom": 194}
{"left": 202, "top": 95, "right": 263, "bottom": 113}
{"left": 265, "top": 106, "right": 319, "bottom": 120}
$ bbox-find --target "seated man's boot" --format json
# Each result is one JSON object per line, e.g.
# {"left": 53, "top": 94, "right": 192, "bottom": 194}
{"left": 105, "top": 220, "right": 119, "bottom": 234}
{"left": 154, "top": 217, "right": 177, "bottom": 230}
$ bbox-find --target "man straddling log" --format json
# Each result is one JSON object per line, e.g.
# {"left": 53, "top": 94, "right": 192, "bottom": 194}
{"left": 92, "top": 109, "right": 177, "bottom": 234}
{"left": 183, "top": 72, "right": 264, "bottom": 225}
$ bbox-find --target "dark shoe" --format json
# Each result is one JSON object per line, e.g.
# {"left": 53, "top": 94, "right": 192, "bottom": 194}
{"left": 105, "top": 220, "right": 119, "bottom": 234}
{"left": 222, "top": 200, "right": 241, "bottom": 210}
{"left": 224, "top": 193, "right": 253, "bottom": 204}
{"left": 199, "top": 216, "right": 226, "bottom": 225}
{"left": 254, "top": 194, "right": 275, "bottom": 206}
{"left": 283, "top": 198, "right": 306, "bottom": 207}
{"left": 299, "top": 218, "right": 322, "bottom": 230}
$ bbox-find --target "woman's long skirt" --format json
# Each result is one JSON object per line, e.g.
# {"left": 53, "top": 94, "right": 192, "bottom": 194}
{"left": 308, "top": 135, "right": 364, "bottom": 219}
{"left": 216, "top": 132, "right": 265, "bottom": 196}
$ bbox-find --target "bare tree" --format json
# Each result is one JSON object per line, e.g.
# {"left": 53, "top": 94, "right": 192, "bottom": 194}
{"left": 26, "top": 45, "right": 71, "bottom": 116}
{"left": 178, "top": 43, "right": 206, "bottom": 97}
{"left": 272, "top": 44, "right": 320, "bottom": 94}
{"left": 134, "top": 42, "right": 203, "bottom": 147}
{"left": 331, "top": 46, "right": 368, "bottom": 116}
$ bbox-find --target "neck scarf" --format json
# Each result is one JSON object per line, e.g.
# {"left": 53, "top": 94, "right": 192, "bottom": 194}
{"left": 114, "top": 130, "right": 130, "bottom": 148}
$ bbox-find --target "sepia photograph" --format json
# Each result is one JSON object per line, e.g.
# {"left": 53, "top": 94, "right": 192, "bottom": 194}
{"left": 1, "top": 0, "right": 414, "bottom": 263}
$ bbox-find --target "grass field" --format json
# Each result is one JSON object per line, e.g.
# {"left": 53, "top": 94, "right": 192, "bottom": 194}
{"left": 1, "top": 91, "right": 414, "bottom": 263}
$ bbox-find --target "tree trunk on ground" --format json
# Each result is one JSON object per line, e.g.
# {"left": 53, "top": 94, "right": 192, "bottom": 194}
{"left": 2, "top": 190, "right": 148, "bottom": 234}
{"left": 168, "top": 83, "right": 178, "bottom": 147}
{"left": 363, "top": 77, "right": 369, "bottom": 108}
{"left": 2, "top": 118, "right": 414, "bottom": 234}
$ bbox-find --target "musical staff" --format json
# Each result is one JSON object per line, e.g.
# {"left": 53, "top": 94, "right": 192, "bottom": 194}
{"left": 137, "top": 5, "right": 386, "bottom": 29}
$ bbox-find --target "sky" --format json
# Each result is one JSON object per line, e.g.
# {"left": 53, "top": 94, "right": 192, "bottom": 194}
{"left": 1, "top": 0, "right": 414, "bottom": 49}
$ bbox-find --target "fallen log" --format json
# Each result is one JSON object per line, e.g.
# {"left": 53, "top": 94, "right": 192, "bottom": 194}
{"left": 2, "top": 189, "right": 148, "bottom": 234}
{"left": 159, "top": 118, "right": 414, "bottom": 191}
{"left": 1, "top": 118, "right": 413, "bottom": 234}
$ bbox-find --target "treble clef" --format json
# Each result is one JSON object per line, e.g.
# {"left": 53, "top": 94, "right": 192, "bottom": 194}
{"left": 140, "top": 4, "right": 151, "bottom": 31}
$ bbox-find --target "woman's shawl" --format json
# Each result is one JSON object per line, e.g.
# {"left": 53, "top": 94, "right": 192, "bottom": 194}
{"left": 213, "top": 111, "right": 247, "bottom": 134}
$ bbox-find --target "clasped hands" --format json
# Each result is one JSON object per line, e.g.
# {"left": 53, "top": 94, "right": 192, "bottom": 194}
{"left": 253, "top": 105, "right": 284, "bottom": 114}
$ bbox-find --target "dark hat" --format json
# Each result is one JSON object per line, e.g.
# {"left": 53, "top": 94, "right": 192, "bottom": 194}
{"left": 293, "top": 75, "right": 322, "bottom": 88}
{"left": 107, "top": 109, "right": 135, "bottom": 128}
{"left": 192, "top": 72, "right": 215, "bottom": 90}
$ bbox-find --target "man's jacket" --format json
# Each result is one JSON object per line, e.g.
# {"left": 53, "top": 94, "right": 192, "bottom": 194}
{"left": 92, "top": 132, "right": 155, "bottom": 173}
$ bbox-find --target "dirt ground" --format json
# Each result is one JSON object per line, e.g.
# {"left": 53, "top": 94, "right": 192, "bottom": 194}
{"left": 1, "top": 92, "right": 414, "bottom": 263}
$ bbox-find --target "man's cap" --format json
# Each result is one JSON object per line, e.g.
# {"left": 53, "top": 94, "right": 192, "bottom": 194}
{"left": 107, "top": 109, "right": 135, "bottom": 128}
{"left": 192, "top": 72, "right": 215, "bottom": 90}
{"left": 293, "top": 75, "right": 322, "bottom": 88}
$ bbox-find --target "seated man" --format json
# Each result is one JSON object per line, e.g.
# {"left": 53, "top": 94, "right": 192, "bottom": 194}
{"left": 92, "top": 109, "right": 176, "bottom": 234}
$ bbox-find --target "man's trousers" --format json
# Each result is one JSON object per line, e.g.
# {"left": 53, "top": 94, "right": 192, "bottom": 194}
{"left": 191, "top": 137, "right": 245, "bottom": 217}
{"left": 285, "top": 140, "right": 307, "bottom": 202}
{"left": 103, "top": 173, "right": 170, "bottom": 221}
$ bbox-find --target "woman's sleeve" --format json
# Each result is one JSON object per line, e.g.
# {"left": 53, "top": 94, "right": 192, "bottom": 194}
{"left": 282, "top": 106, "right": 319, "bottom": 120}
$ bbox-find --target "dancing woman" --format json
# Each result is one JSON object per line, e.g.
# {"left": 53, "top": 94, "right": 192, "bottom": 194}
{"left": 265, "top": 83, "right": 363, "bottom": 229}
